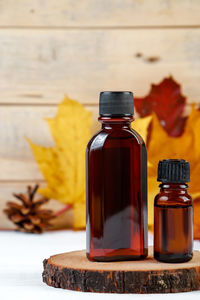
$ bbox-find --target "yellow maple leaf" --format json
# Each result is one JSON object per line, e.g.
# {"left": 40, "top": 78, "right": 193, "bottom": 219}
{"left": 132, "top": 115, "right": 152, "bottom": 144}
{"left": 148, "top": 105, "right": 200, "bottom": 227}
{"left": 27, "top": 96, "right": 92, "bottom": 229}
{"left": 131, "top": 115, "right": 154, "bottom": 226}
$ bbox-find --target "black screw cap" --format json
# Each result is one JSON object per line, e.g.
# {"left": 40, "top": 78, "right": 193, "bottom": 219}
{"left": 99, "top": 91, "right": 134, "bottom": 117}
{"left": 157, "top": 159, "right": 190, "bottom": 183}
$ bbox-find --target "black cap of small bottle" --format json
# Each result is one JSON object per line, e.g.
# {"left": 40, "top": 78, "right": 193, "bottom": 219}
{"left": 157, "top": 159, "right": 190, "bottom": 183}
{"left": 99, "top": 91, "right": 134, "bottom": 117}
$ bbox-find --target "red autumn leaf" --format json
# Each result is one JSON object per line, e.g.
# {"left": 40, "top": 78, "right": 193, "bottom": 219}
{"left": 194, "top": 197, "right": 200, "bottom": 240}
{"left": 135, "top": 77, "right": 187, "bottom": 137}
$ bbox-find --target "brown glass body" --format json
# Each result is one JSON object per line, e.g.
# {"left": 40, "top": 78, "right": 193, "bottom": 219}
{"left": 86, "top": 116, "right": 148, "bottom": 261}
{"left": 154, "top": 183, "right": 193, "bottom": 263}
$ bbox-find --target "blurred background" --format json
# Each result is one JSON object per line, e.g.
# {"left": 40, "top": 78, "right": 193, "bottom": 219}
{"left": 0, "top": 0, "right": 200, "bottom": 232}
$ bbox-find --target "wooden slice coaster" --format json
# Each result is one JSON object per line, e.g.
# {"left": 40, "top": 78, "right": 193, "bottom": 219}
{"left": 42, "top": 247, "right": 200, "bottom": 294}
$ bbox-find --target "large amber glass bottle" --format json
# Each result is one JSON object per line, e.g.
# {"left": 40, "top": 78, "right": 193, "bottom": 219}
{"left": 86, "top": 91, "right": 148, "bottom": 262}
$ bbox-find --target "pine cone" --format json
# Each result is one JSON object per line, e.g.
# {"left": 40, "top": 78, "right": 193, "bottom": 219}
{"left": 4, "top": 185, "right": 54, "bottom": 233}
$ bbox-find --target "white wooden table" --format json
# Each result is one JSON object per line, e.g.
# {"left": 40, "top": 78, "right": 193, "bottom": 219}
{"left": 0, "top": 230, "right": 200, "bottom": 300}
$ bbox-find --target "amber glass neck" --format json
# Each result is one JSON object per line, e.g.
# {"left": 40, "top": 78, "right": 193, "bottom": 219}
{"left": 159, "top": 183, "right": 188, "bottom": 192}
{"left": 98, "top": 116, "right": 133, "bottom": 129}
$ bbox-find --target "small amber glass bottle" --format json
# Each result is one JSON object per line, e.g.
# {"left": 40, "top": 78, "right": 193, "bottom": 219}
{"left": 154, "top": 159, "right": 193, "bottom": 263}
{"left": 86, "top": 92, "right": 148, "bottom": 262}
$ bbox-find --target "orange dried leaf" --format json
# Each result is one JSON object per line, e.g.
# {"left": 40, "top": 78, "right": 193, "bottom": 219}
{"left": 194, "top": 197, "right": 200, "bottom": 240}
{"left": 147, "top": 106, "right": 200, "bottom": 235}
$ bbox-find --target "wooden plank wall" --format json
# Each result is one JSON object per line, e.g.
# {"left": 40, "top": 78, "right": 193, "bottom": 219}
{"left": 0, "top": 0, "right": 200, "bottom": 228}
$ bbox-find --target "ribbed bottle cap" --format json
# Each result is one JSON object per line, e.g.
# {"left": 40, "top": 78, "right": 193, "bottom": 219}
{"left": 157, "top": 159, "right": 190, "bottom": 183}
{"left": 99, "top": 91, "right": 134, "bottom": 117}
